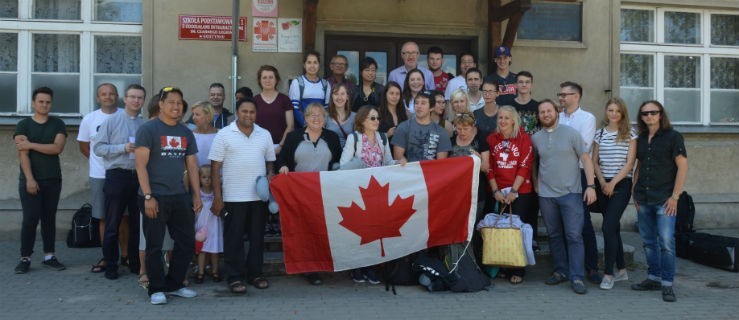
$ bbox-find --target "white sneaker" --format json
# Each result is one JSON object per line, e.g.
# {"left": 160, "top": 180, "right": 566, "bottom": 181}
{"left": 166, "top": 287, "right": 197, "bottom": 298}
{"left": 600, "top": 277, "right": 614, "bottom": 290}
{"left": 613, "top": 270, "right": 629, "bottom": 282}
{"left": 150, "top": 292, "right": 167, "bottom": 305}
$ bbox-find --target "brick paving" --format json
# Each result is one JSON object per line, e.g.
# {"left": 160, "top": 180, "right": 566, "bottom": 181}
{"left": 2, "top": 230, "right": 738, "bottom": 320}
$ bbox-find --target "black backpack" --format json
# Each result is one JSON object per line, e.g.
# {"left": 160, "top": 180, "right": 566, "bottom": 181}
{"left": 66, "top": 203, "right": 101, "bottom": 248}
{"left": 383, "top": 253, "right": 420, "bottom": 294}
{"left": 676, "top": 191, "right": 695, "bottom": 234}
{"left": 442, "top": 243, "right": 491, "bottom": 292}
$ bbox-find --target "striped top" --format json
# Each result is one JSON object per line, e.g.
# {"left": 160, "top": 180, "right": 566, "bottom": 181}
{"left": 594, "top": 127, "right": 638, "bottom": 179}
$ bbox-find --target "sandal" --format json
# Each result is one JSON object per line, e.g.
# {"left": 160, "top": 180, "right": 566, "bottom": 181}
{"left": 138, "top": 273, "right": 149, "bottom": 290}
{"left": 211, "top": 273, "right": 222, "bottom": 283}
{"left": 90, "top": 258, "right": 106, "bottom": 273}
{"left": 194, "top": 273, "right": 204, "bottom": 284}
{"left": 229, "top": 281, "right": 247, "bottom": 294}
{"left": 249, "top": 277, "right": 270, "bottom": 289}
{"left": 120, "top": 256, "right": 129, "bottom": 267}
{"left": 509, "top": 275, "right": 524, "bottom": 285}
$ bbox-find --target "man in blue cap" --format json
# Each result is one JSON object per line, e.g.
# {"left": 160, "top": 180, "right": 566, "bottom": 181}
{"left": 484, "top": 45, "right": 517, "bottom": 106}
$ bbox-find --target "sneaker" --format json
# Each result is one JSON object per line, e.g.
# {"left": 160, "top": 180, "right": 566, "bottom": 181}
{"left": 613, "top": 270, "right": 629, "bottom": 282}
{"left": 150, "top": 292, "right": 167, "bottom": 305}
{"left": 166, "top": 287, "right": 197, "bottom": 298}
{"left": 351, "top": 269, "right": 366, "bottom": 283}
{"left": 586, "top": 271, "right": 602, "bottom": 284}
{"left": 631, "top": 279, "right": 662, "bottom": 291}
{"left": 662, "top": 286, "right": 677, "bottom": 302}
{"left": 42, "top": 256, "right": 66, "bottom": 271}
{"left": 15, "top": 258, "right": 30, "bottom": 274}
{"left": 545, "top": 272, "right": 568, "bottom": 285}
{"left": 599, "top": 276, "right": 614, "bottom": 290}
{"left": 571, "top": 280, "right": 588, "bottom": 294}
{"left": 104, "top": 268, "right": 119, "bottom": 280}
{"left": 365, "top": 270, "right": 381, "bottom": 285}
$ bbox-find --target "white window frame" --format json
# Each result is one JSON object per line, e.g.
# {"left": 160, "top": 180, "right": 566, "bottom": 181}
{"left": 0, "top": 0, "right": 142, "bottom": 117}
{"left": 620, "top": 6, "right": 739, "bottom": 126}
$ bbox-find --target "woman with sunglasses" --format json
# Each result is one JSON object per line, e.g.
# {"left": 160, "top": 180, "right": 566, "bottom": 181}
{"left": 486, "top": 105, "right": 535, "bottom": 285}
{"left": 352, "top": 57, "right": 385, "bottom": 111}
{"left": 592, "top": 97, "right": 637, "bottom": 290}
{"left": 339, "top": 105, "right": 394, "bottom": 284}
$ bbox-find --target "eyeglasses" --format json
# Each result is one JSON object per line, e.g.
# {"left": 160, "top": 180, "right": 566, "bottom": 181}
{"left": 640, "top": 110, "right": 661, "bottom": 116}
{"left": 482, "top": 90, "right": 497, "bottom": 95}
{"left": 330, "top": 62, "right": 347, "bottom": 66}
{"left": 557, "top": 93, "right": 576, "bottom": 98}
{"left": 368, "top": 116, "right": 381, "bottom": 121}
{"left": 402, "top": 51, "right": 420, "bottom": 56}
{"left": 364, "top": 68, "right": 377, "bottom": 73}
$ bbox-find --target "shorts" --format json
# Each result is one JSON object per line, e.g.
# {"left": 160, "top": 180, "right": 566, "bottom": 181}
{"left": 89, "top": 177, "right": 106, "bottom": 219}
{"left": 138, "top": 212, "right": 174, "bottom": 251}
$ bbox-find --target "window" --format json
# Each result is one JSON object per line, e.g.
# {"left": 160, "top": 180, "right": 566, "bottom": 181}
{"left": 518, "top": 1, "right": 582, "bottom": 42}
{"left": 0, "top": 0, "right": 142, "bottom": 116}
{"left": 620, "top": 7, "right": 739, "bottom": 126}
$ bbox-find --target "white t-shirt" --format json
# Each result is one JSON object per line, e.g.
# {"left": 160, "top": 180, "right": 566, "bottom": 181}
{"left": 208, "top": 122, "right": 276, "bottom": 202}
{"left": 78, "top": 108, "right": 122, "bottom": 178}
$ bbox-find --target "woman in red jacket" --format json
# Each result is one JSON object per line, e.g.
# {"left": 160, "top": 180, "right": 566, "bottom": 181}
{"left": 486, "top": 105, "right": 536, "bottom": 285}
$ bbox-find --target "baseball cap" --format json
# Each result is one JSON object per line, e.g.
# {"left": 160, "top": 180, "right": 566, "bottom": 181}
{"left": 494, "top": 46, "right": 512, "bottom": 58}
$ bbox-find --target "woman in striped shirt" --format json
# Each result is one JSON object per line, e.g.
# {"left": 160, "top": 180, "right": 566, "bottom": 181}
{"left": 592, "top": 97, "right": 638, "bottom": 290}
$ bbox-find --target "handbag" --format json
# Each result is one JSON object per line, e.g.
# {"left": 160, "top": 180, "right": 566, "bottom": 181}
{"left": 479, "top": 206, "right": 527, "bottom": 267}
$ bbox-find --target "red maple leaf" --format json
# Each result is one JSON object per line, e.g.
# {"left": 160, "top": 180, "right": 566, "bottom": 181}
{"left": 338, "top": 176, "right": 415, "bottom": 257}
{"left": 169, "top": 137, "right": 180, "bottom": 148}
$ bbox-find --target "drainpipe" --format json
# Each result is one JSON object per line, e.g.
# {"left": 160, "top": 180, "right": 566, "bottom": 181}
{"left": 230, "top": 0, "right": 240, "bottom": 111}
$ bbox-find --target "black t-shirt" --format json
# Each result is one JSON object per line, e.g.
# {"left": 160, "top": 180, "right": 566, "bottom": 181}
{"left": 511, "top": 98, "right": 539, "bottom": 136}
{"left": 14, "top": 116, "right": 67, "bottom": 181}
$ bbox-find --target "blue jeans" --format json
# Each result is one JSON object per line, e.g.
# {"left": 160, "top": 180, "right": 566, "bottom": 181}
{"left": 539, "top": 193, "right": 585, "bottom": 281}
{"left": 636, "top": 201, "right": 676, "bottom": 286}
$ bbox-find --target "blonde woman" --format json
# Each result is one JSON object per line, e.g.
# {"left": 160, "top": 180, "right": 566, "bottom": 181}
{"left": 446, "top": 88, "right": 471, "bottom": 123}
{"left": 190, "top": 101, "right": 218, "bottom": 167}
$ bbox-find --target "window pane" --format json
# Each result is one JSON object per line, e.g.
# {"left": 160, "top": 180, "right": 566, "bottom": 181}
{"left": 664, "top": 11, "right": 701, "bottom": 44}
{"left": 711, "top": 14, "right": 739, "bottom": 46}
{"left": 621, "top": 9, "right": 654, "bottom": 42}
{"left": 95, "top": 36, "right": 141, "bottom": 74}
{"left": 0, "top": 33, "right": 17, "bottom": 71}
{"left": 620, "top": 54, "right": 655, "bottom": 118}
{"left": 95, "top": 0, "right": 142, "bottom": 23}
{"left": 710, "top": 57, "right": 739, "bottom": 124}
{"left": 518, "top": 3, "right": 582, "bottom": 41}
{"left": 34, "top": 0, "right": 80, "bottom": 20}
{"left": 31, "top": 74, "right": 80, "bottom": 113}
{"left": 93, "top": 75, "right": 142, "bottom": 108}
{"left": 34, "top": 34, "right": 80, "bottom": 72}
{"left": 0, "top": 0, "right": 18, "bottom": 18}
{"left": 664, "top": 55, "right": 701, "bottom": 122}
{"left": 0, "top": 73, "right": 17, "bottom": 112}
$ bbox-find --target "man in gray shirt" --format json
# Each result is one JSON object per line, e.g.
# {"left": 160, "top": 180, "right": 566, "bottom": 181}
{"left": 392, "top": 91, "right": 451, "bottom": 163}
{"left": 532, "top": 99, "right": 596, "bottom": 295}
{"left": 94, "top": 84, "right": 146, "bottom": 280}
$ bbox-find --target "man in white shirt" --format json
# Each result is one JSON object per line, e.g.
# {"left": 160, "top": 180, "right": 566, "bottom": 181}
{"left": 388, "top": 41, "right": 435, "bottom": 91}
{"left": 445, "top": 53, "right": 477, "bottom": 100}
{"left": 557, "top": 81, "right": 600, "bottom": 285}
{"left": 466, "top": 68, "right": 485, "bottom": 112}
{"left": 78, "top": 83, "right": 124, "bottom": 274}
{"left": 210, "top": 98, "right": 276, "bottom": 294}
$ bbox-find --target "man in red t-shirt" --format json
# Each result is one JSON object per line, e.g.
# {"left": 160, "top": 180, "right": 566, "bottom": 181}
{"left": 427, "top": 46, "right": 451, "bottom": 93}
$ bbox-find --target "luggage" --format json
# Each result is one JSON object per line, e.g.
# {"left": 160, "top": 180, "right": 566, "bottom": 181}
{"left": 685, "top": 232, "right": 739, "bottom": 272}
{"left": 675, "top": 191, "right": 696, "bottom": 258}
{"left": 66, "top": 203, "right": 101, "bottom": 248}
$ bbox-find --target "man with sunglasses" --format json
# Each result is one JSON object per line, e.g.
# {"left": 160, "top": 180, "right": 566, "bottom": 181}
{"left": 557, "top": 81, "right": 601, "bottom": 285}
{"left": 631, "top": 101, "right": 687, "bottom": 302}
{"left": 392, "top": 91, "right": 451, "bottom": 163}
{"left": 135, "top": 87, "right": 203, "bottom": 305}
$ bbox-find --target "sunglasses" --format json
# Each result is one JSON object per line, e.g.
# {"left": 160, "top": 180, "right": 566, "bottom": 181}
{"left": 159, "top": 86, "right": 181, "bottom": 100}
{"left": 557, "top": 93, "right": 576, "bottom": 98}
{"left": 456, "top": 112, "right": 475, "bottom": 120}
{"left": 640, "top": 110, "right": 661, "bottom": 116}
{"left": 368, "top": 116, "right": 381, "bottom": 121}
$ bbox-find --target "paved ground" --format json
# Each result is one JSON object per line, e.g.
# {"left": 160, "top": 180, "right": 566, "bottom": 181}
{"left": 2, "top": 230, "right": 738, "bottom": 320}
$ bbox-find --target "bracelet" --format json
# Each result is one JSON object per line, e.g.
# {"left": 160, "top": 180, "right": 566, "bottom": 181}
{"left": 671, "top": 194, "right": 680, "bottom": 201}
{"left": 586, "top": 184, "right": 596, "bottom": 189}
{"left": 492, "top": 189, "right": 499, "bottom": 194}
{"left": 510, "top": 189, "right": 518, "bottom": 195}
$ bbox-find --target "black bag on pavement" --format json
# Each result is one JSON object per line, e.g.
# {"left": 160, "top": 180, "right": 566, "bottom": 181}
{"left": 685, "top": 232, "right": 739, "bottom": 272}
{"left": 66, "top": 203, "right": 101, "bottom": 248}
{"left": 676, "top": 191, "right": 695, "bottom": 234}
{"left": 413, "top": 251, "right": 449, "bottom": 292}
{"left": 442, "top": 243, "right": 491, "bottom": 292}
{"left": 383, "top": 253, "right": 420, "bottom": 294}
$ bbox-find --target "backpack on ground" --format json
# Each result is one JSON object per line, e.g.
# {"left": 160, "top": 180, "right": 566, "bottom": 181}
{"left": 66, "top": 203, "right": 101, "bottom": 248}
{"left": 675, "top": 191, "right": 696, "bottom": 258}
{"left": 383, "top": 253, "right": 419, "bottom": 294}
{"left": 413, "top": 250, "right": 450, "bottom": 292}
{"left": 442, "top": 243, "right": 491, "bottom": 292}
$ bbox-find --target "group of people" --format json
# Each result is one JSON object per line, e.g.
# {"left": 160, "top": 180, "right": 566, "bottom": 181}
{"left": 13, "top": 41, "right": 687, "bottom": 305}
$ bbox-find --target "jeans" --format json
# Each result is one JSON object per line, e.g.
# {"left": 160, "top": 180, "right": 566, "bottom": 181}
{"left": 223, "top": 201, "right": 267, "bottom": 283}
{"left": 636, "top": 201, "right": 676, "bottom": 286}
{"left": 19, "top": 179, "right": 62, "bottom": 257}
{"left": 102, "top": 169, "right": 140, "bottom": 272}
{"left": 599, "top": 178, "right": 631, "bottom": 276}
{"left": 539, "top": 193, "right": 585, "bottom": 281}
{"left": 580, "top": 170, "right": 599, "bottom": 274}
{"left": 139, "top": 194, "right": 195, "bottom": 296}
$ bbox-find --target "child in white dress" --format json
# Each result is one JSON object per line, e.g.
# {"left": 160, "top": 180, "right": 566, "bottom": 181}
{"left": 194, "top": 165, "right": 223, "bottom": 283}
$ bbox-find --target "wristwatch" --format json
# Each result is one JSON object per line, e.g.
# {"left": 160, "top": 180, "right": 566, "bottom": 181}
{"left": 586, "top": 184, "right": 596, "bottom": 189}
{"left": 510, "top": 189, "right": 519, "bottom": 195}
{"left": 144, "top": 193, "right": 153, "bottom": 200}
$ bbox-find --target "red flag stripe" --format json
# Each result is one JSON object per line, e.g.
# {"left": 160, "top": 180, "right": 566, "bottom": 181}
{"left": 270, "top": 172, "right": 334, "bottom": 274}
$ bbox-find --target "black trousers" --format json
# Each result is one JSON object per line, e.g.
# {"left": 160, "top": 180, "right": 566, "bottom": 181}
{"left": 102, "top": 169, "right": 140, "bottom": 272}
{"left": 139, "top": 194, "right": 194, "bottom": 296}
{"left": 19, "top": 179, "right": 61, "bottom": 257}
{"left": 223, "top": 201, "right": 267, "bottom": 283}
{"left": 599, "top": 178, "right": 632, "bottom": 275}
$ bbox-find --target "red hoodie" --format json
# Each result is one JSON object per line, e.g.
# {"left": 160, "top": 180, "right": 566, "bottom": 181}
{"left": 486, "top": 127, "right": 534, "bottom": 194}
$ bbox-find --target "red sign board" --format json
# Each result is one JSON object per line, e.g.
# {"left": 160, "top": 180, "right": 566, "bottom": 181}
{"left": 179, "top": 15, "right": 247, "bottom": 41}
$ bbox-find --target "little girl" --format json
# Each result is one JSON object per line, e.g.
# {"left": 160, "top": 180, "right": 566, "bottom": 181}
{"left": 194, "top": 165, "right": 223, "bottom": 283}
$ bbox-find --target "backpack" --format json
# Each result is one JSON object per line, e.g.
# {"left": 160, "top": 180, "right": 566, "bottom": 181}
{"left": 66, "top": 203, "right": 101, "bottom": 248}
{"left": 352, "top": 131, "right": 388, "bottom": 156}
{"left": 676, "top": 191, "right": 695, "bottom": 234}
{"left": 383, "top": 253, "right": 419, "bottom": 294}
{"left": 413, "top": 251, "right": 450, "bottom": 292}
{"left": 297, "top": 76, "right": 329, "bottom": 103}
{"left": 442, "top": 243, "right": 491, "bottom": 292}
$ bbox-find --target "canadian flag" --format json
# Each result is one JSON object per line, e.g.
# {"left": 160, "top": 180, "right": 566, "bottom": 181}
{"left": 270, "top": 156, "right": 480, "bottom": 274}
